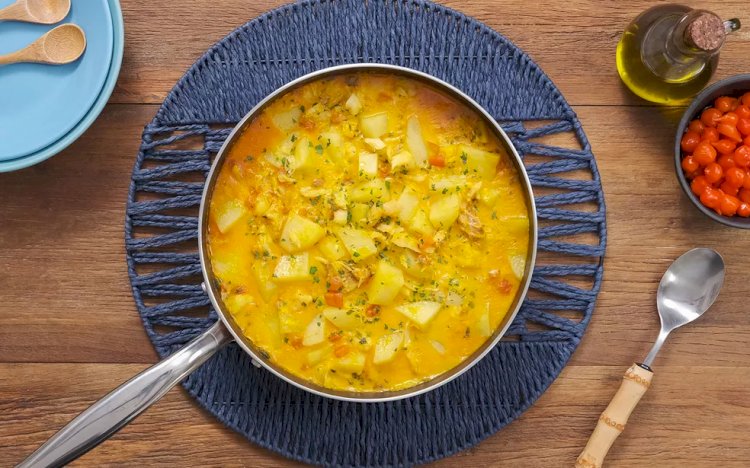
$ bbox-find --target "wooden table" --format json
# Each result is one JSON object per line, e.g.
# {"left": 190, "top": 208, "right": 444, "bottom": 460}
{"left": 2, "top": 1, "right": 749, "bottom": 466}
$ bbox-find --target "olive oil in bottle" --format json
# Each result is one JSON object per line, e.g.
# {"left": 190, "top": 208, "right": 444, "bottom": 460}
{"left": 616, "top": 5, "right": 740, "bottom": 105}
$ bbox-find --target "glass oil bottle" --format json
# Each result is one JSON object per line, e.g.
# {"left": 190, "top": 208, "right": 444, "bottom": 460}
{"left": 616, "top": 5, "right": 741, "bottom": 105}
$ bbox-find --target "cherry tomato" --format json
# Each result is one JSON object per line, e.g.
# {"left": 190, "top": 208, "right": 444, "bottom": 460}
{"left": 720, "top": 194, "right": 741, "bottom": 216}
{"left": 737, "top": 118, "right": 750, "bottom": 137}
{"left": 680, "top": 131, "right": 701, "bottom": 152}
{"left": 744, "top": 173, "right": 750, "bottom": 190}
{"left": 688, "top": 119, "right": 705, "bottom": 133}
{"left": 739, "top": 202, "right": 750, "bottom": 217}
{"left": 700, "top": 187, "right": 722, "bottom": 209}
{"left": 745, "top": 135, "right": 750, "bottom": 146}
{"left": 725, "top": 167, "right": 746, "bottom": 187}
{"left": 739, "top": 188, "right": 750, "bottom": 204}
{"left": 681, "top": 155, "right": 699, "bottom": 173}
{"left": 719, "top": 112, "right": 739, "bottom": 126}
{"left": 704, "top": 162, "right": 723, "bottom": 183}
{"left": 735, "top": 146, "right": 750, "bottom": 168}
{"left": 702, "top": 127, "right": 720, "bottom": 142}
{"left": 712, "top": 139, "right": 737, "bottom": 155}
{"left": 701, "top": 107, "right": 723, "bottom": 127}
{"left": 718, "top": 123, "right": 743, "bottom": 143}
{"left": 715, "top": 96, "right": 738, "bottom": 113}
{"left": 736, "top": 105, "right": 750, "bottom": 120}
{"left": 693, "top": 141, "right": 717, "bottom": 165}
{"left": 717, "top": 154, "right": 735, "bottom": 171}
{"left": 742, "top": 92, "right": 750, "bottom": 107}
{"left": 691, "top": 175, "right": 710, "bottom": 195}
{"left": 721, "top": 181, "right": 740, "bottom": 197}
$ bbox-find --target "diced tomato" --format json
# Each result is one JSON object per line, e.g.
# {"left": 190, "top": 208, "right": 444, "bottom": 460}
{"left": 289, "top": 335, "right": 303, "bottom": 349}
{"left": 428, "top": 153, "right": 446, "bottom": 167}
{"left": 493, "top": 278, "right": 513, "bottom": 294}
{"left": 365, "top": 304, "right": 381, "bottom": 317}
{"left": 328, "top": 275, "right": 344, "bottom": 292}
{"left": 325, "top": 292, "right": 344, "bottom": 308}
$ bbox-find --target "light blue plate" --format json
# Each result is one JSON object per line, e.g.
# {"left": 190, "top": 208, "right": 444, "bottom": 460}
{"left": 0, "top": 0, "right": 123, "bottom": 172}
{"left": 0, "top": 0, "right": 112, "bottom": 161}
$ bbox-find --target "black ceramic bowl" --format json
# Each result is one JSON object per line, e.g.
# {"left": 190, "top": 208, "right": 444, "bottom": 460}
{"left": 675, "top": 74, "right": 750, "bottom": 229}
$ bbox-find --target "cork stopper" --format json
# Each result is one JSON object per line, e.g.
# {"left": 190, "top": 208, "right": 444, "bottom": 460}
{"left": 686, "top": 13, "right": 725, "bottom": 51}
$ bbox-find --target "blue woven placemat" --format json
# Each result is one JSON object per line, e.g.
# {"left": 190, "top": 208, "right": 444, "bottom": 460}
{"left": 125, "top": 1, "right": 606, "bottom": 466}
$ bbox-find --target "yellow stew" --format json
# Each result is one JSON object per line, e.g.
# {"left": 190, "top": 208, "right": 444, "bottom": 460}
{"left": 207, "top": 72, "right": 531, "bottom": 392}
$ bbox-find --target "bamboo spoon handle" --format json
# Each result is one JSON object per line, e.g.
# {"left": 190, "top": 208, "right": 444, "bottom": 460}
{"left": 0, "top": 1, "right": 27, "bottom": 22}
{"left": 0, "top": 49, "right": 28, "bottom": 65}
{"left": 575, "top": 364, "right": 654, "bottom": 468}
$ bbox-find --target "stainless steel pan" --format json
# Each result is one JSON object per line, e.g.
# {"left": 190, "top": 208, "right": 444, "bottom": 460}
{"left": 19, "top": 64, "right": 538, "bottom": 467}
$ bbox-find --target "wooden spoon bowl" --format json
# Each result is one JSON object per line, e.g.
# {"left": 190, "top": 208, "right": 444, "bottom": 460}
{"left": 0, "top": 23, "right": 86, "bottom": 65}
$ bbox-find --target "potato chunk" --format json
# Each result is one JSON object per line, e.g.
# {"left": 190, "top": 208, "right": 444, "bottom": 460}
{"left": 323, "top": 307, "right": 360, "bottom": 330}
{"left": 367, "top": 261, "right": 405, "bottom": 305}
{"left": 332, "top": 352, "right": 366, "bottom": 373}
{"left": 272, "top": 107, "right": 302, "bottom": 131}
{"left": 214, "top": 200, "right": 246, "bottom": 234}
{"left": 358, "top": 151, "right": 378, "bottom": 178}
{"left": 272, "top": 253, "right": 310, "bottom": 282}
{"left": 431, "top": 175, "right": 468, "bottom": 193}
{"left": 306, "top": 346, "right": 331, "bottom": 365}
{"left": 318, "top": 236, "right": 346, "bottom": 261}
{"left": 345, "top": 93, "right": 362, "bottom": 115}
{"left": 294, "top": 137, "right": 313, "bottom": 171}
{"left": 335, "top": 228, "right": 378, "bottom": 261}
{"left": 252, "top": 263, "right": 277, "bottom": 301}
{"left": 364, "top": 138, "right": 386, "bottom": 152}
{"left": 477, "top": 305, "right": 492, "bottom": 337}
{"left": 223, "top": 293, "right": 256, "bottom": 314}
{"left": 408, "top": 209, "right": 434, "bottom": 236}
{"left": 395, "top": 301, "right": 442, "bottom": 328}
{"left": 459, "top": 145, "right": 500, "bottom": 181}
{"left": 349, "top": 179, "right": 389, "bottom": 203}
{"left": 390, "top": 150, "right": 416, "bottom": 172}
{"left": 429, "top": 194, "right": 461, "bottom": 229}
{"left": 510, "top": 255, "right": 526, "bottom": 279}
{"left": 360, "top": 112, "right": 388, "bottom": 138}
{"left": 303, "top": 314, "right": 326, "bottom": 346}
{"left": 279, "top": 214, "right": 325, "bottom": 253}
{"left": 373, "top": 330, "right": 404, "bottom": 364}
{"left": 406, "top": 115, "right": 428, "bottom": 166}
{"left": 383, "top": 188, "right": 418, "bottom": 219}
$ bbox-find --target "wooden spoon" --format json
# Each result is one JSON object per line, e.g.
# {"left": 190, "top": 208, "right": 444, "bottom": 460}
{"left": 0, "top": 0, "right": 70, "bottom": 24}
{"left": 0, "top": 23, "right": 85, "bottom": 66}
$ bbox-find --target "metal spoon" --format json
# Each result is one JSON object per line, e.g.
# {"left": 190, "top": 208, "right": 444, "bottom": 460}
{"left": 0, "top": 23, "right": 85, "bottom": 66}
{"left": 0, "top": 0, "right": 70, "bottom": 24}
{"left": 576, "top": 248, "right": 725, "bottom": 468}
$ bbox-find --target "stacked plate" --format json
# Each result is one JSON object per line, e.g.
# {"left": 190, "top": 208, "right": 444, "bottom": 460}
{"left": 0, "top": 0, "right": 124, "bottom": 172}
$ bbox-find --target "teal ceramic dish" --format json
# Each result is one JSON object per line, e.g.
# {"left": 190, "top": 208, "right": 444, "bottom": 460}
{"left": 0, "top": 0, "right": 112, "bottom": 161}
{"left": 0, "top": 0, "right": 124, "bottom": 172}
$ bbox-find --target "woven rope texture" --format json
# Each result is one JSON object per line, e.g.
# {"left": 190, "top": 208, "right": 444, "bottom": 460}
{"left": 125, "top": 1, "right": 606, "bottom": 466}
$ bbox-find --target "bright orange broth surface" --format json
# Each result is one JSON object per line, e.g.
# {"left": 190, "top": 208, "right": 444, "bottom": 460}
{"left": 207, "top": 72, "right": 531, "bottom": 392}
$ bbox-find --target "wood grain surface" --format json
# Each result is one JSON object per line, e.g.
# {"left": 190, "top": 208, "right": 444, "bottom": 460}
{"left": 1, "top": 1, "right": 749, "bottom": 466}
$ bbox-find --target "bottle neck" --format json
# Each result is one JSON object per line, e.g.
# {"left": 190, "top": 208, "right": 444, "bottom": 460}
{"left": 666, "top": 10, "right": 722, "bottom": 63}
{"left": 642, "top": 10, "right": 722, "bottom": 83}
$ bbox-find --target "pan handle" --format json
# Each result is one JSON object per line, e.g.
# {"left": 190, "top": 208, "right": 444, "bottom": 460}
{"left": 17, "top": 321, "right": 233, "bottom": 468}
